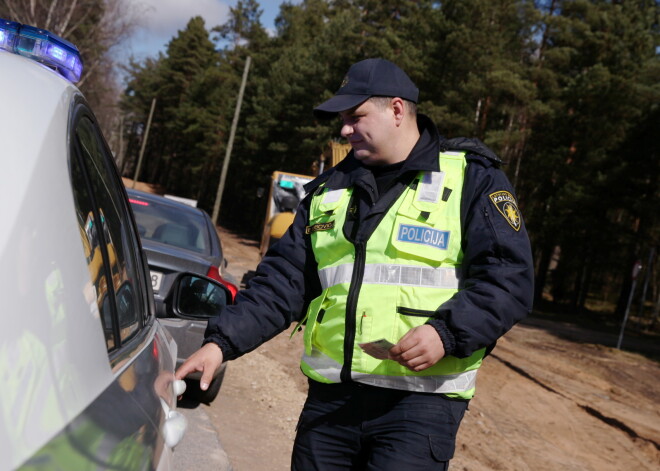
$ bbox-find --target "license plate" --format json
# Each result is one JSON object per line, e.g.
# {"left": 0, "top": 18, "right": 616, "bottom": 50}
{"left": 151, "top": 270, "right": 163, "bottom": 293}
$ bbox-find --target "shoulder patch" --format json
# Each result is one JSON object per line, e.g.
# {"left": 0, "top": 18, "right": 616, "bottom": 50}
{"left": 489, "top": 191, "right": 521, "bottom": 231}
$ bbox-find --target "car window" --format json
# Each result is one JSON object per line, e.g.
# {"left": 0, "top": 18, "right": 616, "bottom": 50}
{"left": 70, "top": 113, "right": 149, "bottom": 351}
{"left": 70, "top": 150, "right": 117, "bottom": 349}
{"left": 130, "top": 198, "right": 210, "bottom": 254}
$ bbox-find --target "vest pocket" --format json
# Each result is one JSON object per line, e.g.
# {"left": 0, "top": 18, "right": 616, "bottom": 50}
{"left": 395, "top": 306, "right": 434, "bottom": 349}
{"left": 358, "top": 312, "right": 375, "bottom": 370}
{"left": 302, "top": 291, "right": 329, "bottom": 355}
{"left": 391, "top": 214, "right": 459, "bottom": 264}
{"left": 397, "top": 307, "right": 436, "bottom": 317}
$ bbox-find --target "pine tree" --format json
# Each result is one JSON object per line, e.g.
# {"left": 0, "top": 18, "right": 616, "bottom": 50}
{"left": 121, "top": 17, "right": 229, "bottom": 204}
{"left": 520, "top": 0, "right": 660, "bottom": 311}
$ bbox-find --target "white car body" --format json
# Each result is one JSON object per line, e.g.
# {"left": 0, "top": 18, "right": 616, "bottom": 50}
{"left": 0, "top": 49, "right": 185, "bottom": 470}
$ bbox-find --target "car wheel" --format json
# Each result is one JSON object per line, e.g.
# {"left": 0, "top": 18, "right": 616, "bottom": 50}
{"left": 185, "top": 366, "right": 226, "bottom": 404}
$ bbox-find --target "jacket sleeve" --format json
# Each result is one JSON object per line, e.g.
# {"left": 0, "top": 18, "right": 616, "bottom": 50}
{"left": 429, "top": 155, "right": 534, "bottom": 358}
{"left": 203, "top": 196, "right": 321, "bottom": 360}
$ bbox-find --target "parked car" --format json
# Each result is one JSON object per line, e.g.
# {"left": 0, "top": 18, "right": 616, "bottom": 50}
{"left": 126, "top": 188, "right": 238, "bottom": 403}
{"left": 0, "top": 18, "right": 231, "bottom": 469}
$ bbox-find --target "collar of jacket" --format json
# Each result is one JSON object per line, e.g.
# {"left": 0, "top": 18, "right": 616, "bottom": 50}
{"left": 305, "top": 113, "right": 447, "bottom": 193}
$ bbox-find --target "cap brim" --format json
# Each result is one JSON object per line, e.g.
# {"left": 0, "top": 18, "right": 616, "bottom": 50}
{"left": 313, "top": 94, "right": 370, "bottom": 119}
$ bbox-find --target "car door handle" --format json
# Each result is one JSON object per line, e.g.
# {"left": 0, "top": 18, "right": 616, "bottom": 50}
{"left": 173, "top": 379, "right": 187, "bottom": 396}
{"left": 160, "top": 397, "right": 187, "bottom": 448}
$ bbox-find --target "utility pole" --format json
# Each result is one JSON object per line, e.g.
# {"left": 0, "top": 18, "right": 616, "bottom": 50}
{"left": 617, "top": 260, "right": 643, "bottom": 349}
{"left": 212, "top": 56, "right": 251, "bottom": 224}
{"left": 116, "top": 115, "right": 124, "bottom": 169}
{"left": 132, "top": 97, "right": 156, "bottom": 189}
{"left": 637, "top": 248, "right": 655, "bottom": 320}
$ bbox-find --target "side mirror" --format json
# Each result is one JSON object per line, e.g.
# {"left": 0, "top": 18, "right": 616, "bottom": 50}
{"left": 174, "top": 274, "right": 232, "bottom": 319}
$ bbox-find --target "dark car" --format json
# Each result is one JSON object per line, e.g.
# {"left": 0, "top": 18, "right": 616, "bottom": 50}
{"left": 127, "top": 188, "right": 237, "bottom": 402}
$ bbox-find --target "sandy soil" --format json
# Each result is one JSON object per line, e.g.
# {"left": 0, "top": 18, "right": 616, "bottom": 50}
{"left": 207, "top": 227, "right": 660, "bottom": 471}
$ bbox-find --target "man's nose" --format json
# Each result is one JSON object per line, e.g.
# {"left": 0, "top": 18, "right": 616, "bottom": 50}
{"left": 341, "top": 123, "right": 353, "bottom": 139}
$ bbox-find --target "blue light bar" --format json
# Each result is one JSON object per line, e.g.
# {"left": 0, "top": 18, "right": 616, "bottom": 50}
{"left": 0, "top": 19, "right": 19, "bottom": 52}
{"left": 0, "top": 18, "right": 83, "bottom": 82}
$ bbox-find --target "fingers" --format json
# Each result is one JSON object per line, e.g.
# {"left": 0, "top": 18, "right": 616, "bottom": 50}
{"left": 390, "top": 342, "right": 430, "bottom": 371}
{"left": 389, "top": 328, "right": 417, "bottom": 356}
{"left": 174, "top": 358, "right": 201, "bottom": 381}
{"left": 389, "top": 325, "right": 445, "bottom": 372}
{"left": 199, "top": 344, "right": 224, "bottom": 389}
{"left": 175, "top": 343, "right": 224, "bottom": 391}
{"left": 388, "top": 330, "right": 412, "bottom": 357}
{"left": 200, "top": 375, "right": 212, "bottom": 391}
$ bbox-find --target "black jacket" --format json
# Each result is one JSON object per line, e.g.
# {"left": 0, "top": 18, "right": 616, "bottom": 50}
{"left": 205, "top": 114, "right": 534, "bottom": 361}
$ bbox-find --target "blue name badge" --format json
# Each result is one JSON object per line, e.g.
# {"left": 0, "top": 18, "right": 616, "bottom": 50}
{"left": 397, "top": 224, "right": 450, "bottom": 250}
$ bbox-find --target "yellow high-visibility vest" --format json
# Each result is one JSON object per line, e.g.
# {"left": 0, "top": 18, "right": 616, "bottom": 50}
{"left": 300, "top": 151, "right": 485, "bottom": 399}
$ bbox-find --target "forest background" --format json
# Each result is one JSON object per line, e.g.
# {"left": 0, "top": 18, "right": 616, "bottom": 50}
{"left": 1, "top": 0, "right": 659, "bottom": 343}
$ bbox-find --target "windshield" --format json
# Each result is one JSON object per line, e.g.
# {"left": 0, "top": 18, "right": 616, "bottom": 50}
{"left": 129, "top": 198, "right": 210, "bottom": 254}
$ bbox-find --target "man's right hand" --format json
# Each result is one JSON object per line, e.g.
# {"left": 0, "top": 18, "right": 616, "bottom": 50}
{"left": 175, "top": 342, "right": 224, "bottom": 391}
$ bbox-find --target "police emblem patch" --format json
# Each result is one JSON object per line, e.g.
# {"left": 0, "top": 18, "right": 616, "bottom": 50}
{"left": 305, "top": 221, "right": 335, "bottom": 235}
{"left": 489, "top": 191, "right": 521, "bottom": 231}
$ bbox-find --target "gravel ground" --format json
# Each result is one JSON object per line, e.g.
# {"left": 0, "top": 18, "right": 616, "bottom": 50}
{"left": 185, "top": 226, "right": 660, "bottom": 471}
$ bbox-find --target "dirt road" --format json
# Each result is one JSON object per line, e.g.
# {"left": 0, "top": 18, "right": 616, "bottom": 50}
{"left": 208, "top": 227, "right": 660, "bottom": 471}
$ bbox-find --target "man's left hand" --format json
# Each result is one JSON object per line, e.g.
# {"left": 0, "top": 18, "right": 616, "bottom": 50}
{"left": 389, "top": 325, "right": 445, "bottom": 371}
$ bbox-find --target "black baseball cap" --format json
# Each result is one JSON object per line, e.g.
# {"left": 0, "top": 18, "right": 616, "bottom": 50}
{"left": 313, "top": 58, "right": 419, "bottom": 119}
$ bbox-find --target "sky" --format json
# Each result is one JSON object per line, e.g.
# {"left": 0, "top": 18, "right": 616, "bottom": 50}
{"left": 121, "top": 0, "right": 297, "bottom": 62}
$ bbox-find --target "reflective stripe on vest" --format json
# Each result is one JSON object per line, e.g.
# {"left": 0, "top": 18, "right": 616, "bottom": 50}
{"left": 319, "top": 263, "right": 459, "bottom": 290}
{"left": 302, "top": 346, "right": 477, "bottom": 394}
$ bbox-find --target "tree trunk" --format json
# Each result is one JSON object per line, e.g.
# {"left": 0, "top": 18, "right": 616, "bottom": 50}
{"left": 534, "top": 243, "right": 554, "bottom": 303}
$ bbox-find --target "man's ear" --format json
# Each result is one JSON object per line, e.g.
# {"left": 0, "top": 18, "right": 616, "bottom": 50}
{"left": 391, "top": 97, "right": 406, "bottom": 126}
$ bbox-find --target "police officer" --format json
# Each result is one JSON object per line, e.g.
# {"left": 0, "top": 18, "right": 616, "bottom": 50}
{"left": 177, "top": 58, "right": 534, "bottom": 470}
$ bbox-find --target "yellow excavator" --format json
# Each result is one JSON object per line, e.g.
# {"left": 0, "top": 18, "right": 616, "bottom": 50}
{"left": 259, "top": 142, "right": 351, "bottom": 258}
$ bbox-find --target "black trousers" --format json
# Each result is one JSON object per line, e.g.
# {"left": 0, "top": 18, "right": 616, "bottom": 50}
{"left": 291, "top": 380, "right": 468, "bottom": 471}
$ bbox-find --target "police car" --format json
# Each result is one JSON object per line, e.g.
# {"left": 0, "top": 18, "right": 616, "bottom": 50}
{"left": 0, "top": 19, "right": 231, "bottom": 469}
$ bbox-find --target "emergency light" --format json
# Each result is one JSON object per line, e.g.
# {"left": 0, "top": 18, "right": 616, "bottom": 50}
{"left": 0, "top": 19, "right": 18, "bottom": 51}
{"left": 0, "top": 17, "right": 83, "bottom": 82}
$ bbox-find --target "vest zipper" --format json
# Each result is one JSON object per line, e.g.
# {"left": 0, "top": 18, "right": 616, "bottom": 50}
{"left": 341, "top": 240, "right": 366, "bottom": 382}
{"left": 338, "top": 175, "right": 417, "bottom": 382}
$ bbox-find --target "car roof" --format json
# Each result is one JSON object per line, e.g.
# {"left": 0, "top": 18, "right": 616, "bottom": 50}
{"left": 127, "top": 188, "right": 223, "bottom": 261}
{"left": 126, "top": 188, "right": 207, "bottom": 217}
{"left": 0, "top": 50, "right": 80, "bottom": 247}
{"left": 0, "top": 51, "right": 78, "bottom": 150}
{"left": 0, "top": 50, "right": 77, "bottom": 121}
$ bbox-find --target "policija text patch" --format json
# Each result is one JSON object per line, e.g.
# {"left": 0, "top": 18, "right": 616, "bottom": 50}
{"left": 489, "top": 191, "right": 521, "bottom": 231}
{"left": 305, "top": 221, "right": 335, "bottom": 235}
{"left": 397, "top": 224, "right": 449, "bottom": 250}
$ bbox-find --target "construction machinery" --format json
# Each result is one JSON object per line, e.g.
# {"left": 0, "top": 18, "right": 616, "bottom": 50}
{"left": 258, "top": 142, "right": 351, "bottom": 258}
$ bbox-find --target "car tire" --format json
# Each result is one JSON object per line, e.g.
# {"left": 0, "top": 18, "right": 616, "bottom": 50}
{"left": 185, "top": 366, "right": 226, "bottom": 404}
